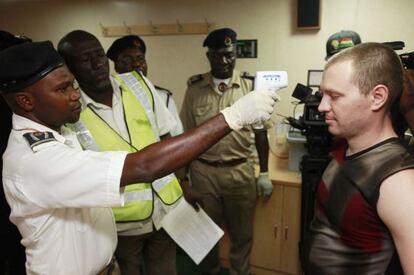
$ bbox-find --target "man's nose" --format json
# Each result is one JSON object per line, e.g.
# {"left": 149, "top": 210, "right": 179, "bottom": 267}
{"left": 70, "top": 88, "right": 81, "bottom": 101}
{"left": 91, "top": 57, "right": 104, "bottom": 69}
{"left": 318, "top": 95, "right": 330, "bottom": 113}
{"left": 221, "top": 56, "right": 230, "bottom": 64}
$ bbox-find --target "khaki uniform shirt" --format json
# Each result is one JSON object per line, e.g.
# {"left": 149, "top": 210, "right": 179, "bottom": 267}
{"left": 181, "top": 70, "right": 255, "bottom": 162}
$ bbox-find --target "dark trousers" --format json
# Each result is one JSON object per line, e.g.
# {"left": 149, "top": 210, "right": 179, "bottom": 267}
{"left": 0, "top": 226, "right": 26, "bottom": 275}
{"left": 115, "top": 229, "right": 176, "bottom": 275}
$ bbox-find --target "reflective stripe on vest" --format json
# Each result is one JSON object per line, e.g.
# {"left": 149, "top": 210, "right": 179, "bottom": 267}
{"left": 78, "top": 73, "right": 182, "bottom": 222}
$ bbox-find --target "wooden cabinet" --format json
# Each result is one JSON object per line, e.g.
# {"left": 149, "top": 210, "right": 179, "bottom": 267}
{"left": 219, "top": 154, "right": 302, "bottom": 275}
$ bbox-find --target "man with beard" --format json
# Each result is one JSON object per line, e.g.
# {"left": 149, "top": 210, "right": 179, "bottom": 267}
{"left": 180, "top": 27, "right": 274, "bottom": 275}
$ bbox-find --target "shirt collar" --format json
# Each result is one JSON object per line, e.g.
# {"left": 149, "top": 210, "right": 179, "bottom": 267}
{"left": 206, "top": 70, "right": 242, "bottom": 90}
{"left": 79, "top": 76, "right": 120, "bottom": 110}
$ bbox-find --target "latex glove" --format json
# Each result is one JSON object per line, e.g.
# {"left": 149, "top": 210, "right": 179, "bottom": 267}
{"left": 257, "top": 172, "right": 273, "bottom": 197}
{"left": 220, "top": 90, "right": 280, "bottom": 130}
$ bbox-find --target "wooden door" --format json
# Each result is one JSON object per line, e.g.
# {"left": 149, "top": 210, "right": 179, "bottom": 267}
{"left": 280, "top": 185, "right": 301, "bottom": 274}
{"left": 250, "top": 184, "right": 283, "bottom": 271}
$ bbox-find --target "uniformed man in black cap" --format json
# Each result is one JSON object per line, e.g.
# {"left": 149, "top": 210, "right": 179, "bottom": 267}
{"left": 107, "top": 35, "right": 184, "bottom": 137}
{"left": 0, "top": 38, "right": 278, "bottom": 274}
{"left": 181, "top": 27, "right": 273, "bottom": 275}
{"left": 0, "top": 29, "right": 29, "bottom": 275}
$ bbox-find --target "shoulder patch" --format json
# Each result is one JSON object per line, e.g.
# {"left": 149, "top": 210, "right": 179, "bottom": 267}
{"left": 154, "top": 85, "right": 172, "bottom": 96}
{"left": 187, "top": 74, "right": 203, "bottom": 86}
{"left": 23, "top": 132, "right": 57, "bottom": 151}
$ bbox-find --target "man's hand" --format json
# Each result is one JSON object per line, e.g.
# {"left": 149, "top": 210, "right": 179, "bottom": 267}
{"left": 257, "top": 172, "right": 273, "bottom": 197}
{"left": 180, "top": 178, "right": 203, "bottom": 211}
{"left": 220, "top": 90, "right": 280, "bottom": 130}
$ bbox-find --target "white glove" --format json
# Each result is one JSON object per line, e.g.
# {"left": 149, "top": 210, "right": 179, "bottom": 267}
{"left": 257, "top": 172, "right": 273, "bottom": 197}
{"left": 220, "top": 90, "right": 280, "bottom": 130}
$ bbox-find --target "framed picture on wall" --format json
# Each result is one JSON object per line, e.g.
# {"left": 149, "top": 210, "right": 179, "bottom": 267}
{"left": 236, "top": 40, "right": 257, "bottom": 58}
{"left": 307, "top": 70, "right": 323, "bottom": 88}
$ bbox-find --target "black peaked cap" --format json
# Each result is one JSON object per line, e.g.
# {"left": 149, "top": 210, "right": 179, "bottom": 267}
{"left": 0, "top": 30, "right": 32, "bottom": 51}
{"left": 203, "top": 28, "right": 237, "bottom": 49}
{"left": 107, "top": 35, "right": 146, "bottom": 61}
{"left": 0, "top": 41, "right": 64, "bottom": 93}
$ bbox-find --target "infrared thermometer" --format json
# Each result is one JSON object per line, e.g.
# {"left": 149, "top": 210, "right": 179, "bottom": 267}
{"left": 253, "top": 71, "right": 288, "bottom": 129}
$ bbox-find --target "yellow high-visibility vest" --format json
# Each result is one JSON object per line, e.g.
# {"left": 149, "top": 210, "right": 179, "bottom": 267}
{"left": 80, "top": 72, "right": 182, "bottom": 222}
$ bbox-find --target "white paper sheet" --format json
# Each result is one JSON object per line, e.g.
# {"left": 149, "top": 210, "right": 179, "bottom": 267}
{"left": 161, "top": 199, "right": 224, "bottom": 264}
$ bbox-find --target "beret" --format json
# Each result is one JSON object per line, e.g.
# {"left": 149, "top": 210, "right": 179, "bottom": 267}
{"left": 0, "top": 30, "right": 32, "bottom": 51}
{"left": 107, "top": 35, "right": 146, "bottom": 61}
{"left": 0, "top": 41, "right": 64, "bottom": 93}
{"left": 203, "top": 28, "right": 237, "bottom": 49}
{"left": 326, "top": 30, "right": 361, "bottom": 60}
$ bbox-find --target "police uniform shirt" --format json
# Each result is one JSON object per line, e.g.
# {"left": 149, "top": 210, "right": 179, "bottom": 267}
{"left": 155, "top": 87, "right": 184, "bottom": 136}
{"left": 181, "top": 69, "right": 255, "bottom": 161}
{"left": 2, "top": 114, "right": 126, "bottom": 275}
{"left": 79, "top": 73, "right": 177, "bottom": 141}
{"left": 79, "top": 73, "right": 179, "bottom": 236}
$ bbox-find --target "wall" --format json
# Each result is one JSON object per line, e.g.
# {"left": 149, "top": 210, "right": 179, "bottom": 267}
{"left": 1, "top": 0, "right": 414, "bottom": 121}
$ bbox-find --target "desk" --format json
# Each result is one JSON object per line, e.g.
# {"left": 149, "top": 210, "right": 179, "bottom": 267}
{"left": 220, "top": 153, "right": 302, "bottom": 275}
{"left": 266, "top": 153, "right": 301, "bottom": 186}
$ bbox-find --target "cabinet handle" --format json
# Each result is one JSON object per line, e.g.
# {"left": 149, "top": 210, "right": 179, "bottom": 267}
{"left": 273, "top": 224, "right": 278, "bottom": 239}
{"left": 284, "top": 226, "right": 289, "bottom": 240}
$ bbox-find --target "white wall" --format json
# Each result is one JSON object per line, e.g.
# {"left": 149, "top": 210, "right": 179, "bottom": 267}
{"left": 1, "top": 0, "right": 414, "bottom": 120}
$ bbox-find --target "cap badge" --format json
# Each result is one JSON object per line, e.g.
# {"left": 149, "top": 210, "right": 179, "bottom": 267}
{"left": 133, "top": 40, "right": 141, "bottom": 48}
{"left": 331, "top": 39, "right": 340, "bottom": 50}
{"left": 224, "top": 36, "right": 232, "bottom": 47}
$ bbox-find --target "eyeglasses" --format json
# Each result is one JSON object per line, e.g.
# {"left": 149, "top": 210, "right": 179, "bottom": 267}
{"left": 119, "top": 55, "right": 146, "bottom": 65}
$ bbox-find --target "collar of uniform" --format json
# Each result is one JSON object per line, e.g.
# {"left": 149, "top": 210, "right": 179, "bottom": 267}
{"left": 12, "top": 113, "right": 67, "bottom": 144}
{"left": 78, "top": 76, "right": 121, "bottom": 110}
{"left": 206, "top": 69, "right": 242, "bottom": 90}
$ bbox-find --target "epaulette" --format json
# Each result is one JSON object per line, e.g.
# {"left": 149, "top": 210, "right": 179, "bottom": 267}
{"left": 154, "top": 85, "right": 173, "bottom": 96}
{"left": 241, "top": 71, "right": 254, "bottom": 81}
{"left": 23, "top": 131, "right": 57, "bottom": 151}
{"left": 187, "top": 74, "right": 203, "bottom": 86}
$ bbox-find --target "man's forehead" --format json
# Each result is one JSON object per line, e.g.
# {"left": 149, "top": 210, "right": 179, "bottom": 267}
{"left": 70, "top": 38, "right": 103, "bottom": 54}
{"left": 119, "top": 47, "right": 145, "bottom": 56}
{"left": 42, "top": 66, "right": 74, "bottom": 83}
{"left": 25, "top": 66, "right": 72, "bottom": 92}
{"left": 52, "top": 65, "right": 73, "bottom": 77}
{"left": 325, "top": 59, "right": 353, "bottom": 75}
{"left": 208, "top": 46, "right": 235, "bottom": 53}
{"left": 322, "top": 61, "right": 355, "bottom": 90}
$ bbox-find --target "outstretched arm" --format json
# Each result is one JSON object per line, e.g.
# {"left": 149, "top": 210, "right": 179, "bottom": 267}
{"left": 121, "top": 88, "right": 278, "bottom": 186}
{"left": 122, "top": 114, "right": 230, "bottom": 185}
